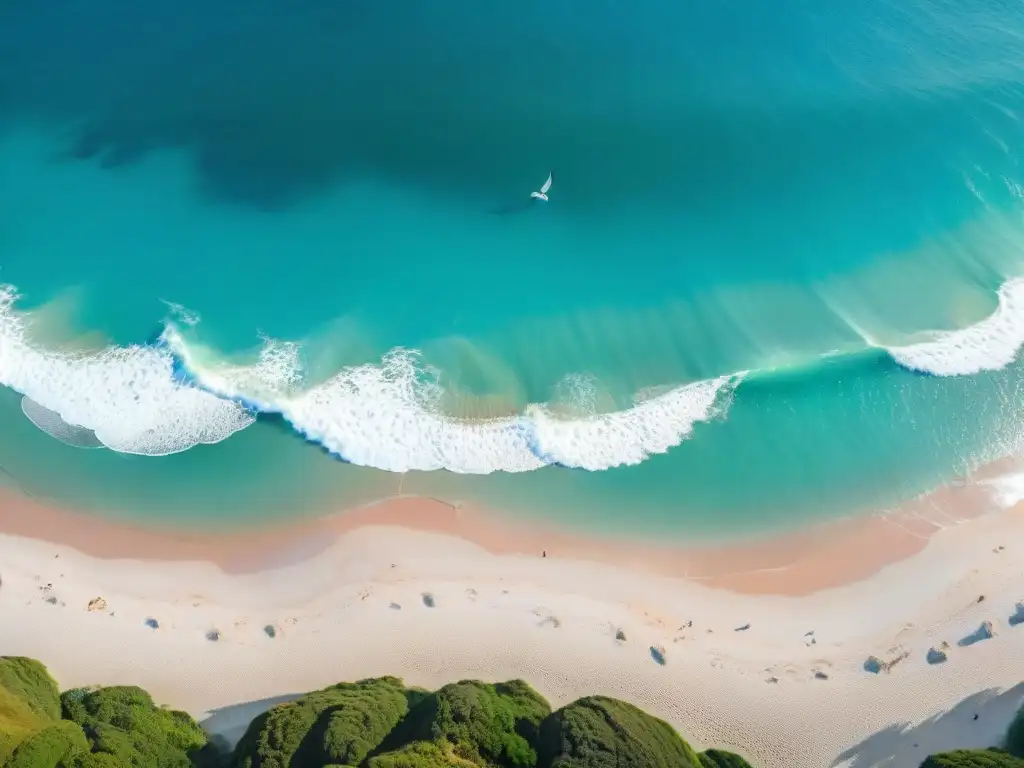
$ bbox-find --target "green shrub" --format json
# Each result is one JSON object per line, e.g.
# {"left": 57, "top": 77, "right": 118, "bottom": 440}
{"left": 0, "top": 658, "right": 62, "bottom": 722}
{"left": 232, "top": 677, "right": 410, "bottom": 768}
{"left": 0, "top": 657, "right": 62, "bottom": 761}
{"left": 920, "top": 748, "right": 1024, "bottom": 767}
{"left": 64, "top": 752, "right": 132, "bottom": 768}
{"left": 61, "top": 685, "right": 216, "bottom": 768}
{"left": 368, "top": 741, "right": 471, "bottom": 767}
{"left": 7, "top": 719, "right": 89, "bottom": 767}
{"left": 538, "top": 696, "right": 702, "bottom": 768}
{"left": 419, "top": 680, "right": 551, "bottom": 767}
{"left": 699, "top": 749, "right": 754, "bottom": 767}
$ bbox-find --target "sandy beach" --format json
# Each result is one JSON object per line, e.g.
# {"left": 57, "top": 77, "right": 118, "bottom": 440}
{"left": 1, "top": 469, "right": 1024, "bottom": 767}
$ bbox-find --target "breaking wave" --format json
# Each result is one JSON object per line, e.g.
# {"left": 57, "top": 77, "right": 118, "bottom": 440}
{"left": 1, "top": 276, "right": 1021, "bottom": 470}
{"left": 0, "top": 284, "right": 736, "bottom": 472}
{"left": 885, "top": 278, "right": 1024, "bottom": 376}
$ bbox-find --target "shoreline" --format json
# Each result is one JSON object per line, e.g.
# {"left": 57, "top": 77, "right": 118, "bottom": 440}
{"left": 0, "top": 455, "right": 1013, "bottom": 596}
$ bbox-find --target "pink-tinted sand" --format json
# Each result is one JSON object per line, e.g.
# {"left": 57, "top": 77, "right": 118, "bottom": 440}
{"left": 0, "top": 461, "right": 1004, "bottom": 596}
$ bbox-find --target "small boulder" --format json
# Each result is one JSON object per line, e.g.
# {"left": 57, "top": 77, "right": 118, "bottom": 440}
{"left": 87, "top": 597, "right": 107, "bottom": 612}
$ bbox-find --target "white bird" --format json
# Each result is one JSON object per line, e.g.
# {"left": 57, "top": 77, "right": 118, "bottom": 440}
{"left": 531, "top": 172, "right": 552, "bottom": 201}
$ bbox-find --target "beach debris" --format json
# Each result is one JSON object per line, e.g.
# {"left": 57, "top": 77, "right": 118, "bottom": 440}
{"left": 206, "top": 629, "right": 221, "bottom": 642}
{"left": 766, "top": 676, "right": 779, "bottom": 684}
{"left": 926, "top": 645, "right": 949, "bottom": 665}
{"left": 615, "top": 629, "right": 627, "bottom": 643}
{"left": 863, "top": 650, "right": 910, "bottom": 674}
{"left": 958, "top": 620, "right": 996, "bottom": 647}
{"left": 813, "top": 670, "right": 829, "bottom": 680}
{"left": 974, "top": 714, "right": 980, "bottom": 721}
{"left": 144, "top": 617, "right": 159, "bottom": 629}
{"left": 263, "top": 625, "right": 276, "bottom": 639}
{"left": 734, "top": 623, "right": 751, "bottom": 632}
{"left": 649, "top": 646, "right": 667, "bottom": 666}
{"left": 421, "top": 593, "right": 435, "bottom": 608}
{"left": 1009, "top": 603, "right": 1024, "bottom": 627}
{"left": 87, "top": 597, "right": 107, "bottom": 612}
{"left": 389, "top": 602, "right": 402, "bottom": 610}
{"left": 977, "top": 594, "right": 986, "bottom": 603}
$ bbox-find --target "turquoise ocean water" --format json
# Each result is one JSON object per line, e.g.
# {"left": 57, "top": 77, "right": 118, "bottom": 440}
{"left": 2, "top": 0, "right": 1024, "bottom": 541}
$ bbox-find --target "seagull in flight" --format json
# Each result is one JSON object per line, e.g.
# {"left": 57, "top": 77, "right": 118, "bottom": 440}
{"left": 531, "top": 172, "right": 552, "bottom": 202}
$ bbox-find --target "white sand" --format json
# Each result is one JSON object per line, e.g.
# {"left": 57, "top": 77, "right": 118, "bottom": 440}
{"left": 1, "top": 507, "right": 1023, "bottom": 767}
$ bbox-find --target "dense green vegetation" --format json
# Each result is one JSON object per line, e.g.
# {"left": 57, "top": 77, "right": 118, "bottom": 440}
{"left": 0, "top": 657, "right": 219, "bottom": 768}
{"left": 3, "top": 654, "right": 1024, "bottom": 768}
{"left": 538, "top": 696, "right": 702, "bottom": 767}
{"left": 0, "top": 657, "right": 753, "bottom": 768}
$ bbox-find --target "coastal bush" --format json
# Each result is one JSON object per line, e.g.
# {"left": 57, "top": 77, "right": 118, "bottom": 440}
{"left": 60, "top": 685, "right": 217, "bottom": 768}
{"left": 698, "top": 749, "right": 754, "bottom": 767}
{"left": 0, "top": 658, "right": 62, "bottom": 723}
{"left": 919, "top": 748, "right": 1024, "bottom": 766}
{"left": 7, "top": 719, "right": 89, "bottom": 767}
{"left": 538, "top": 696, "right": 702, "bottom": 768}
{"left": 416, "top": 680, "right": 551, "bottom": 768}
{"left": 367, "top": 741, "right": 468, "bottom": 767}
{"left": 0, "top": 657, "right": 62, "bottom": 761}
{"left": 64, "top": 754, "right": 130, "bottom": 768}
{"left": 231, "top": 677, "right": 410, "bottom": 768}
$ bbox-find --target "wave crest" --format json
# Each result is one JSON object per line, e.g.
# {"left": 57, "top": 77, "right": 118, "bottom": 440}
{"left": 0, "top": 286, "right": 254, "bottom": 455}
{"left": 885, "top": 278, "right": 1024, "bottom": 376}
{"left": 171, "top": 334, "right": 739, "bottom": 473}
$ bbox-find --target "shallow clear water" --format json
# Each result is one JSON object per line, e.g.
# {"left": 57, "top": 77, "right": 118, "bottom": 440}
{"left": 2, "top": 0, "right": 1024, "bottom": 538}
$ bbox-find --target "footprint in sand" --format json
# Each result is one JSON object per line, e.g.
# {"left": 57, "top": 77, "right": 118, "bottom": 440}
{"left": 389, "top": 602, "right": 402, "bottom": 611}
{"left": 958, "top": 620, "right": 996, "bottom": 647}
{"left": 537, "top": 615, "right": 561, "bottom": 629}
{"left": 206, "top": 629, "right": 221, "bottom": 642}
{"left": 465, "top": 588, "right": 478, "bottom": 603}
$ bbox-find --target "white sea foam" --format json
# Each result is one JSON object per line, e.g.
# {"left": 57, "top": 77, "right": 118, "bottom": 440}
{"left": 885, "top": 278, "right": 1024, "bottom": 376}
{"left": 0, "top": 286, "right": 254, "bottom": 455}
{"left": 0, "top": 282, "right": 736, "bottom": 471}
{"left": 981, "top": 471, "right": 1024, "bottom": 509}
{"left": 20, "top": 396, "right": 105, "bottom": 449}
{"left": 166, "top": 330, "right": 738, "bottom": 474}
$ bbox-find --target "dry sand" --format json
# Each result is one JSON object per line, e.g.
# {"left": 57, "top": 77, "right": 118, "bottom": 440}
{"left": 0, "top": 472, "right": 1023, "bottom": 767}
